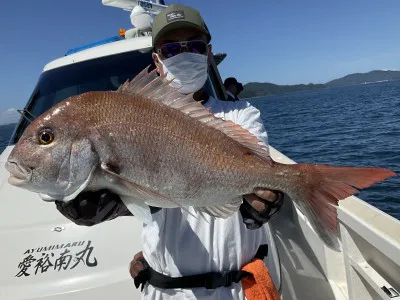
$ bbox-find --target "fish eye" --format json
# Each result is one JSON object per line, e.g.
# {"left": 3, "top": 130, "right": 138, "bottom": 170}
{"left": 38, "top": 129, "right": 54, "bottom": 145}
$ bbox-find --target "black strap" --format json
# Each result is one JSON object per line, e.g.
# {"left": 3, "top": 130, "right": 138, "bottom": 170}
{"left": 134, "top": 244, "right": 269, "bottom": 291}
{"left": 255, "top": 244, "right": 269, "bottom": 260}
{"left": 136, "top": 269, "right": 252, "bottom": 290}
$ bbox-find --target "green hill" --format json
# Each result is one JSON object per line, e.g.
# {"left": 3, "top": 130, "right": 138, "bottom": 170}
{"left": 241, "top": 70, "right": 400, "bottom": 98}
{"left": 326, "top": 70, "right": 400, "bottom": 87}
{"left": 240, "top": 82, "right": 325, "bottom": 98}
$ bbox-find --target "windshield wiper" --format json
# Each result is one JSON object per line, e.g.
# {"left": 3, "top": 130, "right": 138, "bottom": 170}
{"left": 17, "top": 108, "right": 36, "bottom": 123}
{"left": 17, "top": 89, "right": 40, "bottom": 123}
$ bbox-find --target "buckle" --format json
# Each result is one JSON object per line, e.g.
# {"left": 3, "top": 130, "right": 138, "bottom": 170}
{"left": 205, "top": 272, "right": 234, "bottom": 289}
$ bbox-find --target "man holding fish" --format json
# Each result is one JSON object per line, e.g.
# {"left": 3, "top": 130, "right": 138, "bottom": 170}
{"left": 57, "top": 4, "right": 284, "bottom": 299}
{"left": 5, "top": 3, "right": 395, "bottom": 300}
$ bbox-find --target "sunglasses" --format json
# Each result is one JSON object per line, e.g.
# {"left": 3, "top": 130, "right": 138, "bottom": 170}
{"left": 156, "top": 40, "right": 208, "bottom": 59}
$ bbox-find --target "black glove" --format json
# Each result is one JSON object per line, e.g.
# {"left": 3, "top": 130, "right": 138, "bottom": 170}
{"left": 55, "top": 189, "right": 132, "bottom": 226}
{"left": 239, "top": 191, "right": 284, "bottom": 230}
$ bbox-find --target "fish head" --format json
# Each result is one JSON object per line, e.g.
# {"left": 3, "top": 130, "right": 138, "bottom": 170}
{"left": 6, "top": 99, "right": 99, "bottom": 201}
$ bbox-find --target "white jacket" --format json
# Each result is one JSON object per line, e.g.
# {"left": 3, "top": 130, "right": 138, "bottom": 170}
{"left": 141, "top": 97, "right": 273, "bottom": 300}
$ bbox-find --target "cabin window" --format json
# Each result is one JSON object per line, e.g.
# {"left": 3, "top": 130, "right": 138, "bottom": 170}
{"left": 11, "top": 50, "right": 155, "bottom": 144}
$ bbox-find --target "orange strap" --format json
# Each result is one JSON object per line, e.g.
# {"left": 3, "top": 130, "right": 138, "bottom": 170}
{"left": 241, "top": 259, "right": 281, "bottom": 300}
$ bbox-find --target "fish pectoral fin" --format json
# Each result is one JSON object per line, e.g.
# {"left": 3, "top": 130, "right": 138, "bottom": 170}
{"left": 100, "top": 162, "right": 169, "bottom": 202}
{"left": 194, "top": 199, "right": 243, "bottom": 219}
{"left": 100, "top": 163, "right": 199, "bottom": 219}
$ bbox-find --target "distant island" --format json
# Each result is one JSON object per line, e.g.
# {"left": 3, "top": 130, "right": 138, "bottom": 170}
{"left": 241, "top": 70, "right": 400, "bottom": 98}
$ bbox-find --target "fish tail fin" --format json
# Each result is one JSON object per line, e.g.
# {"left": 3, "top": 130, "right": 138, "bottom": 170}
{"left": 283, "top": 164, "right": 396, "bottom": 250}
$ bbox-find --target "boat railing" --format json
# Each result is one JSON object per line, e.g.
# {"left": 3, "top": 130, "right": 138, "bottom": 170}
{"left": 268, "top": 145, "right": 400, "bottom": 300}
{"left": 338, "top": 198, "right": 400, "bottom": 299}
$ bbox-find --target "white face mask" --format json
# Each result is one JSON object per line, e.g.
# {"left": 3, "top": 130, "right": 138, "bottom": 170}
{"left": 158, "top": 52, "right": 208, "bottom": 94}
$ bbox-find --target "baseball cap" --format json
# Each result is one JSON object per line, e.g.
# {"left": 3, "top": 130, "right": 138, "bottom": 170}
{"left": 152, "top": 4, "right": 211, "bottom": 47}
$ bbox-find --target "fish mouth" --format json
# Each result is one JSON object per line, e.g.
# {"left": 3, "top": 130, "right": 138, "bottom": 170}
{"left": 5, "top": 161, "right": 32, "bottom": 186}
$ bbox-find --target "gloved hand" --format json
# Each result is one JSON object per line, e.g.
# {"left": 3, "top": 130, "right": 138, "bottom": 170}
{"left": 55, "top": 189, "right": 132, "bottom": 226}
{"left": 240, "top": 189, "right": 284, "bottom": 230}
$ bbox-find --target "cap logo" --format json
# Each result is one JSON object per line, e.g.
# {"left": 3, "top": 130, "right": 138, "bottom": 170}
{"left": 166, "top": 10, "right": 185, "bottom": 22}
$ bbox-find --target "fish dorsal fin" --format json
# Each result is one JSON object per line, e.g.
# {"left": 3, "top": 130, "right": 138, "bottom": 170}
{"left": 117, "top": 66, "right": 271, "bottom": 162}
{"left": 117, "top": 65, "right": 158, "bottom": 93}
{"left": 116, "top": 65, "right": 194, "bottom": 107}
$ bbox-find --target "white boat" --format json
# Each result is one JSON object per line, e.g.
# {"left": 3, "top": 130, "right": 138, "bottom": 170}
{"left": 1, "top": 1, "right": 399, "bottom": 299}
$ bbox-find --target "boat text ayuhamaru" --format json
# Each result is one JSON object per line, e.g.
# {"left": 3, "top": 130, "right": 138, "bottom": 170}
{"left": 16, "top": 240, "right": 97, "bottom": 277}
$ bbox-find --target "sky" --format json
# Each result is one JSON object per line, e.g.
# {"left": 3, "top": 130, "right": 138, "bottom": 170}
{"left": 1, "top": 0, "right": 400, "bottom": 113}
